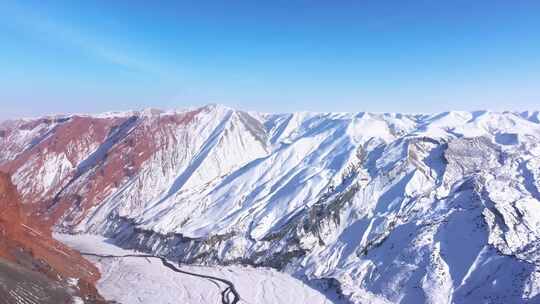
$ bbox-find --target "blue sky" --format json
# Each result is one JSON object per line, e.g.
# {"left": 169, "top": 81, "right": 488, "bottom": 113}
{"left": 0, "top": 1, "right": 539, "bottom": 118}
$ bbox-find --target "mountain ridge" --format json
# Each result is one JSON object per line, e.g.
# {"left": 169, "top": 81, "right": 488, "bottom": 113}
{"left": 2, "top": 104, "right": 540, "bottom": 303}
{"left": 2, "top": 104, "right": 540, "bottom": 123}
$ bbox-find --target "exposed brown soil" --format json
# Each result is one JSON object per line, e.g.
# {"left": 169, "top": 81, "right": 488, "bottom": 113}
{"left": 0, "top": 172, "right": 107, "bottom": 303}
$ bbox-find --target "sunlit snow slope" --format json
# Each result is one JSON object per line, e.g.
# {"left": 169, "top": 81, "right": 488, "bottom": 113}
{"left": 2, "top": 106, "right": 540, "bottom": 303}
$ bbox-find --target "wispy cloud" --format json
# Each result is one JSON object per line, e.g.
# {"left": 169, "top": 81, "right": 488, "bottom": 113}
{"left": 1, "top": 2, "right": 165, "bottom": 76}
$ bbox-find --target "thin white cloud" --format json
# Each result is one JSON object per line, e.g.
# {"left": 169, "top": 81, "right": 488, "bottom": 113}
{"left": 2, "top": 2, "right": 165, "bottom": 76}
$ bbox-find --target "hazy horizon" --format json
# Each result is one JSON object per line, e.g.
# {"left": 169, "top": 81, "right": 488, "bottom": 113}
{"left": 2, "top": 103, "right": 540, "bottom": 123}
{"left": 1, "top": 1, "right": 539, "bottom": 119}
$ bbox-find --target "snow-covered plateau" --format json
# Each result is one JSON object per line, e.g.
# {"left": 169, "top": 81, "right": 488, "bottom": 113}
{"left": 2, "top": 106, "right": 540, "bottom": 303}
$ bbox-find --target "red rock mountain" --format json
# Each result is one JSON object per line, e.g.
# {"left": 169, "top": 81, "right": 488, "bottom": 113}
{"left": 0, "top": 171, "right": 105, "bottom": 302}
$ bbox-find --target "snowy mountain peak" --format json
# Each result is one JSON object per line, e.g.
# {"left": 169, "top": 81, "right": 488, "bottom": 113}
{"left": 1, "top": 107, "right": 540, "bottom": 303}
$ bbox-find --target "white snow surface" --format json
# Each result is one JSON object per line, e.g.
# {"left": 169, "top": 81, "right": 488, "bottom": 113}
{"left": 56, "top": 233, "right": 335, "bottom": 304}
{"left": 4, "top": 105, "right": 540, "bottom": 303}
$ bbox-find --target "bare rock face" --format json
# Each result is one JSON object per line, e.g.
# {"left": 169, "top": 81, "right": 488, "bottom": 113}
{"left": 2, "top": 106, "right": 540, "bottom": 303}
{"left": 0, "top": 171, "right": 107, "bottom": 303}
{"left": 0, "top": 171, "right": 24, "bottom": 229}
{"left": 0, "top": 258, "right": 73, "bottom": 304}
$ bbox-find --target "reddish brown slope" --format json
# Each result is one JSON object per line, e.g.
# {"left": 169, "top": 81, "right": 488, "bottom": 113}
{"left": 0, "top": 110, "right": 203, "bottom": 231}
{"left": 0, "top": 108, "right": 212, "bottom": 302}
{"left": 0, "top": 171, "right": 106, "bottom": 303}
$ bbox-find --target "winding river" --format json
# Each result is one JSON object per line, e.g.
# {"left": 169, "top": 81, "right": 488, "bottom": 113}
{"left": 80, "top": 252, "right": 240, "bottom": 304}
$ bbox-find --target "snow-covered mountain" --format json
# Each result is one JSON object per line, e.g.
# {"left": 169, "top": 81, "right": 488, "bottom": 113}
{"left": 2, "top": 105, "right": 540, "bottom": 303}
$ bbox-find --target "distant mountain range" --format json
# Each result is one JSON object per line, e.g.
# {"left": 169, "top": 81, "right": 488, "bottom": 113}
{"left": 2, "top": 105, "right": 540, "bottom": 303}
